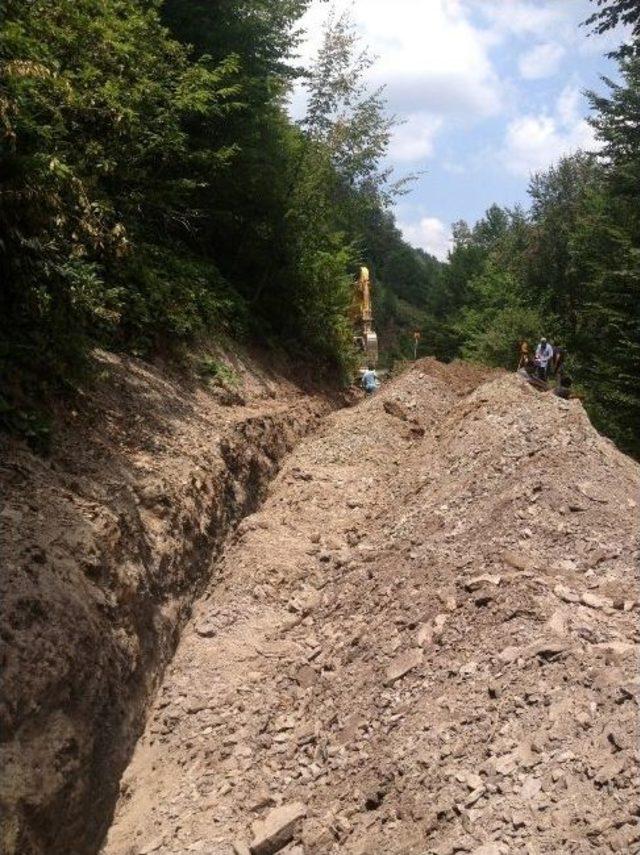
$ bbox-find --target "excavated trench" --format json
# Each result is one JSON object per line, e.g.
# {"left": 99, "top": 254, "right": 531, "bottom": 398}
{"left": 3, "top": 356, "right": 639, "bottom": 855}
{"left": 102, "top": 360, "right": 639, "bottom": 855}
{"left": 0, "top": 351, "right": 340, "bottom": 855}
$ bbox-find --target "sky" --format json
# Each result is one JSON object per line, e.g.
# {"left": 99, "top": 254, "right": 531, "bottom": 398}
{"left": 289, "top": 0, "right": 624, "bottom": 260}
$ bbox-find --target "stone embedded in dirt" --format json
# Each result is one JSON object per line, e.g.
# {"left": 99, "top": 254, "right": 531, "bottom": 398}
{"left": 432, "top": 613, "right": 448, "bottom": 642}
{"left": 594, "top": 756, "right": 626, "bottom": 786}
{"left": 605, "top": 726, "right": 629, "bottom": 752}
{"left": 545, "top": 610, "right": 567, "bottom": 636}
{"left": 519, "top": 776, "right": 542, "bottom": 800}
{"left": 465, "top": 575, "right": 501, "bottom": 592}
{"left": 384, "top": 648, "right": 423, "bottom": 685}
{"left": 295, "top": 665, "right": 317, "bottom": 689}
{"left": 494, "top": 752, "right": 518, "bottom": 776}
{"left": 580, "top": 591, "right": 609, "bottom": 610}
{"left": 137, "top": 836, "right": 165, "bottom": 854}
{"left": 502, "top": 550, "right": 534, "bottom": 572}
{"left": 417, "top": 623, "right": 433, "bottom": 647}
{"left": 471, "top": 843, "right": 508, "bottom": 855}
{"left": 512, "top": 810, "right": 527, "bottom": 829}
{"left": 554, "top": 584, "right": 580, "bottom": 604}
{"left": 249, "top": 802, "right": 307, "bottom": 855}
{"left": 498, "top": 645, "right": 522, "bottom": 664}
{"left": 465, "top": 772, "right": 483, "bottom": 791}
{"left": 233, "top": 843, "right": 252, "bottom": 855}
{"left": 194, "top": 619, "right": 217, "bottom": 638}
{"left": 487, "top": 680, "right": 500, "bottom": 699}
{"left": 383, "top": 399, "right": 410, "bottom": 421}
{"left": 528, "top": 639, "right": 567, "bottom": 662}
{"left": 578, "top": 481, "right": 609, "bottom": 504}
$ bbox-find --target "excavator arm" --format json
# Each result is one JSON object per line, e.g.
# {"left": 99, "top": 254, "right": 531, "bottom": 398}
{"left": 352, "top": 266, "right": 379, "bottom": 368}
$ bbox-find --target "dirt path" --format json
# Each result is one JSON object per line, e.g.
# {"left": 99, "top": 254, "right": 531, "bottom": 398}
{"left": 103, "top": 360, "right": 639, "bottom": 855}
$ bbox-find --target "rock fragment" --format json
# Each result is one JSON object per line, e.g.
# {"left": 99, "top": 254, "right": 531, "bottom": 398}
{"left": 464, "top": 574, "right": 501, "bottom": 592}
{"left": 385, "top": 648, "right": 423, "bottom": 685}
{"left": 250, "top": 802, "right": 307, "bottom": 855}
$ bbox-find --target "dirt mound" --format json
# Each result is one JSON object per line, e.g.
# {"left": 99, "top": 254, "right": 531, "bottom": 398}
{"left": 103, "top": 360, "right": 639, "bottom": 855}
{"left": 0, "top": 347, "right": 338, "bottom": 855}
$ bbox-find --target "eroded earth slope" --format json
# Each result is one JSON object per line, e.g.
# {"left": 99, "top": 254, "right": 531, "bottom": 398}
{"left": 104, "top": 360, "right": 639, "bottom": 855}
{"left": 0, "top": 348, "right": 336, "bottom": 855}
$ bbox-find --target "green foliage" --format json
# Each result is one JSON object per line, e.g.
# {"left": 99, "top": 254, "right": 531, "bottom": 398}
{"left": 197, "top": 357, "right": 239, "bottom": 389}
{"left": 585, "top": 0, "right": 640, "bottom": 58}
{"left": 2, "top": 0, "right": 428, "bottom": 435}
{"left": 432, "top": 51, "right": 639, "bottom": 456}
{"left": 0, "top": 0, "right": 241, "bottom": 411}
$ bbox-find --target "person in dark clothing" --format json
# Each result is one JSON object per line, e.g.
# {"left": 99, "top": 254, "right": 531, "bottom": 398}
{"left": 553, "top": 375, "right": 573, "bottom": 399}
{"left": 552, "top": 344, "right": 566, "bottom": 379}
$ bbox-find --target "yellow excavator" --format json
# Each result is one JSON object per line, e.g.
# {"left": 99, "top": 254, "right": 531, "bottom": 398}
{"left": 351, "top": 266, "right": 379, "bottom": 368}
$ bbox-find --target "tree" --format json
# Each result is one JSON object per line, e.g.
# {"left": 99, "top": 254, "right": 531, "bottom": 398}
{"left": 585, "top": 0, "right": 640, "bottom": 57}
{"left": 526, "top": 153, "right": 600, "bottom": 335}
{"left": 579, "top": 56, "right": 640, "bottom": 452}
{"left": 303, "top": 9, "right": 401, "bottom": 205}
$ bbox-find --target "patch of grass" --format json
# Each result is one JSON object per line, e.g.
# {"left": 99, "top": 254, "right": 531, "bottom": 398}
{"left": 197, "top": 357, "right": 240, "bottom": 389}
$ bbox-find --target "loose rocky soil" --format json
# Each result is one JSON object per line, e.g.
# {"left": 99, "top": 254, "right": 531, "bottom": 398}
{"left": 0, "top": 347, "right": 338, "bottom": 855}
{"left": 103, "top": 360, "right": 639, "bottom": 855}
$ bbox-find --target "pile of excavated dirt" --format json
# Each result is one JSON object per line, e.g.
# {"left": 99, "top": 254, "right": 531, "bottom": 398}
{"left": 103, "top": 359, "right": 639, "bottom": 855}
{"left": 0, "top": 347, "right": 340, "bottom": 855}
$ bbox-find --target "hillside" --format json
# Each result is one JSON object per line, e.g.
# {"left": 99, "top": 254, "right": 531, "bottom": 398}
{"left": 86, "top": 358, "right": 639, "bottom": 855}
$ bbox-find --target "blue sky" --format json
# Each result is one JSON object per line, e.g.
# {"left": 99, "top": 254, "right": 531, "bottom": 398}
{"left": 291, "top": 0, "right": 624, "bottom": 259}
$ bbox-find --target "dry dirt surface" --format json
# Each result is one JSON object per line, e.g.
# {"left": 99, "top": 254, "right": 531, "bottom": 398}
{"left": 0, "top": 347, "right": 339, "bottom": 855}
{"left": 103, "top": 359, "right": 640, "bottom": 855}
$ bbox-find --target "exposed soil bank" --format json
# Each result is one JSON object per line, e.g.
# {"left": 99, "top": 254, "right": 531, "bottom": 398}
{"left": 0, "top": 348, "right": 339, "bottom": 855}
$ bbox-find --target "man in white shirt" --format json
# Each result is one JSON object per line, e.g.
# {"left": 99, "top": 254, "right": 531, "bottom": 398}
{"left": 535, "top": 337, "right": 554, "bottom": 380}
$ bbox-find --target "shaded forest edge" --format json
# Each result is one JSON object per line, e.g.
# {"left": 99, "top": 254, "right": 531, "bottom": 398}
{"left": 1, "top": 0, "right": 638, "bottom": 456}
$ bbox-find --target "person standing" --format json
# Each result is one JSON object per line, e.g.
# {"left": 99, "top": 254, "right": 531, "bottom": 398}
{"left": 361, "top": 365, "right": 379, "bottom": 395}
{"left": 535, "top": 337, "right": 554, "bottom": 380}
{"left": 518, "top": 341, "right": 530, "bottom": 369}
{"left": 552, "top": 343, "right": 566, "bottom": 380}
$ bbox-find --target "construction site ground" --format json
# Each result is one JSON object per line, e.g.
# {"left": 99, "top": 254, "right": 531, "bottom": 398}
{"left": 102, "top": 359, "right": 640, "bottom": 855}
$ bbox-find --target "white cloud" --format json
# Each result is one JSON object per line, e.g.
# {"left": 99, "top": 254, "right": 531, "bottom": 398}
{"left": 363, "top": 0, "right": 503, "bottom": 120}
{"left": 518, "top": 42, "right": 565, "bottom": 79}
{"left": 399, "top": 216, "right": 453, "bottom": 261}
{"left": 476, "top": 1, "right": 568, "bottom": 39}
{"left": 291, "top": 0, "right": 505, "bottom": 163}
{"left": 388, "top": 114, "right": 443, "bottom": 162}
{"left": 503, "top": 84, "right": 599, "bottom": 176}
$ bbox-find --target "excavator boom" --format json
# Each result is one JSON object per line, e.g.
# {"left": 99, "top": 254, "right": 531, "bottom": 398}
{"left": 352, "top": 266, "right": 379, "bottom": 367}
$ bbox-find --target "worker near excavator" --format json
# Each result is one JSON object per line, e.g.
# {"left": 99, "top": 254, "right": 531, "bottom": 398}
{"left": 517, "top": 340, "right": 530, "bottom": 369}
{"left": 361, "top": 364, "right": 379, "bottom": 395}
{"left": 535, "top": 337, "right": 554, "bottom": 380}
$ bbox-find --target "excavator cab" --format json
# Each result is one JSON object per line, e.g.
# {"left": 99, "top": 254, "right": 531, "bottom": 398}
{"left": 351, "top": 266, "right": 379, "bottom": 369}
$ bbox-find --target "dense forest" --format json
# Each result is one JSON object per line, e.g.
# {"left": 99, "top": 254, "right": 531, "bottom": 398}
{"left": 0, "top": 0, "right": 638, "bottom": 454}
{"left": 0, "top": 0, "right": 437, "bottom": 438}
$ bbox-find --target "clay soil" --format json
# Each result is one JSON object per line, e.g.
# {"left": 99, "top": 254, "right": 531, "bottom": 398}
{"left": 103, "top": 359, "right": 639, "bottom": 855}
